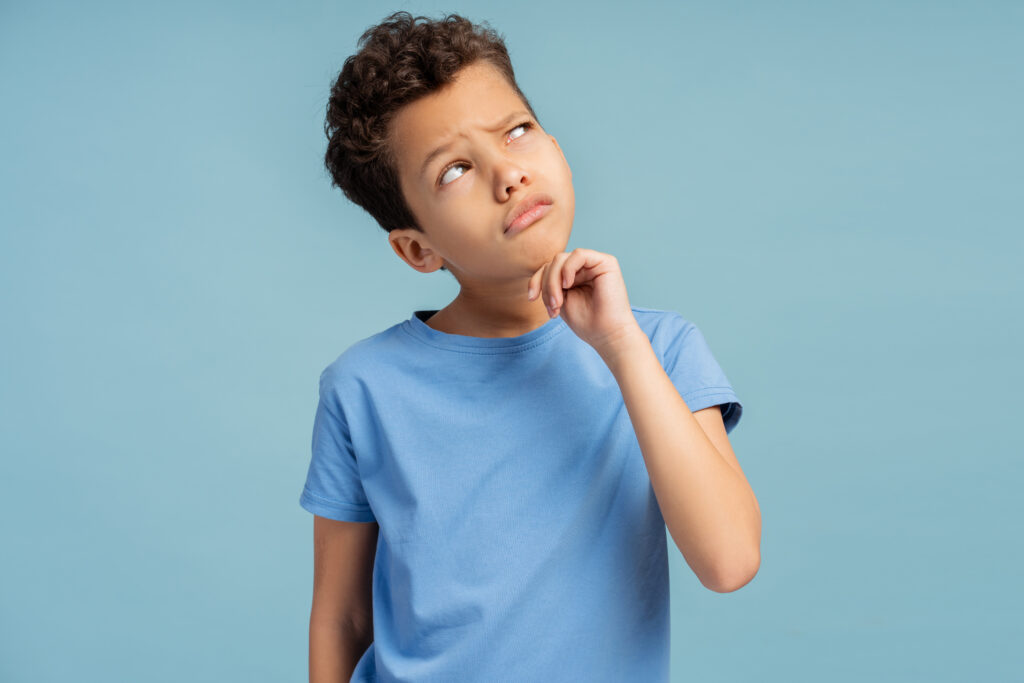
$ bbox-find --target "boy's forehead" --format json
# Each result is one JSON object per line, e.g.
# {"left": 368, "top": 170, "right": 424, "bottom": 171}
{"left": 390, "top": 63, "right": 529, "bottom": 179}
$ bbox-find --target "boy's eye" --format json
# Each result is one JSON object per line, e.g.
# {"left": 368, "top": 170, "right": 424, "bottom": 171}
{"left": 507, "top": 121, "right": 531, "bottom": 142}
{"left": 438, "top": 162, "right": 469, "bottom": 187}
{"left": 437, "top": 121, "right": 534, "bottom": 187}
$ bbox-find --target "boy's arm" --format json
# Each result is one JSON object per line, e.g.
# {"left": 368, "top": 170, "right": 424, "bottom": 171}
{"left": 309, "top": 515, "right": 378, "bottom": 682}
{"left": 598, "top": 327, "right": 761, "bottom": 593}
{"left": 531, "top": 248, "right": 759, "bottom": 592}
{"left": 309, "top": 618, "right": 373, "bottom": 683}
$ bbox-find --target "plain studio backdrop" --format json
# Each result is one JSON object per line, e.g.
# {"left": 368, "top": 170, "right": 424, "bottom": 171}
{"left": 1, "top": 1, "right": 1021, "bottom": 681}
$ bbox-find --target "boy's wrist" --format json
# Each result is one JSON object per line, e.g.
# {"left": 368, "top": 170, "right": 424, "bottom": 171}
{"left": 594, "top": 323, "right": 649, "bottom": 370}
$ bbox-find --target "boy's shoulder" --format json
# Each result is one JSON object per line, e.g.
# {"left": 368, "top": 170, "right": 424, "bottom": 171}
{"left": 630, "top": 305, "right": 696, "bottom": 342}
{"left": 317, "top": 318, "right": 411, "bottom": 392}
{"left": 630, "top": 305, "right": 690, "bottom": 327}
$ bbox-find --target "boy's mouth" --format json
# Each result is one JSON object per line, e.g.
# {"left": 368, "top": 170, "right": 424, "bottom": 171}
{"left": 504, "top": 193, "right": 554, "bottom": 234}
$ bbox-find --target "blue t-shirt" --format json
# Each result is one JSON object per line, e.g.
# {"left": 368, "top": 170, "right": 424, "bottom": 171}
{"left": 300, "top": 306, "right": 742, "bottom": 682}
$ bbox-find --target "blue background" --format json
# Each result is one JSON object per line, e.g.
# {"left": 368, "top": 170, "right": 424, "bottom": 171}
{"left": 2, "top": 1, "right": 1021, "bottom": 681}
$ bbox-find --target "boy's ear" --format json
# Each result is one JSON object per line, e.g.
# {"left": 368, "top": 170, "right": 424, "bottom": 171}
{"left": 388, "top": 228, "right": 446, "bottom": 273}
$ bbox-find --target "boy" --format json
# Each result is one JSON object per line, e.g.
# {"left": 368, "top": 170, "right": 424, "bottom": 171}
{"left": 300, "top": 11, "right": 760, "bottom": 682}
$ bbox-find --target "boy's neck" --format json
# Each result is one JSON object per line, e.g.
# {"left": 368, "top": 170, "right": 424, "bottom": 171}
{"left": 423, "top": 297, "right": 553, "bottom": 338}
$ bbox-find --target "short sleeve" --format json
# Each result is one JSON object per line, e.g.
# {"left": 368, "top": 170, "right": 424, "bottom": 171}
{"left": 661, "top": 315, "right": 743, "bottom": 435}
{"left": 298, "top": 373, "right": 377, "bottom": 523}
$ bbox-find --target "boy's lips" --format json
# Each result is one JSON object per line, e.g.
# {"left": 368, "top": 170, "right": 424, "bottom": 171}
{"left": 505, "top": 203, "right": 552, "bottom": 236}
{"left": 504, "top": 193, "right": 554, "bottom": 234}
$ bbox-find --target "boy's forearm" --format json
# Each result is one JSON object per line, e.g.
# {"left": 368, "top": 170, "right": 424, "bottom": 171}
{"left": 309, "top": 617, "right": 373, "bottom": 683}
{"left": 597, "top": 325, "right": 760, "bottom": 593}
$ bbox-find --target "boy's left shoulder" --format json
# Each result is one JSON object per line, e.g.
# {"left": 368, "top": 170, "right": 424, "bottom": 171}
{"left": 629, "top": 305, "right": 695, "bottom": 343}
{"left": 630, "top": 306, "right": 742, "bottom": 433}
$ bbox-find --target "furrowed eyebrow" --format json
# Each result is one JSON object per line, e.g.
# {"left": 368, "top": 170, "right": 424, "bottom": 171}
{"left": 418, "top": 110, "right": 531, "bottom": 180}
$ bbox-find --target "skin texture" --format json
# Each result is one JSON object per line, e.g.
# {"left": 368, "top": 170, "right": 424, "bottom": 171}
{"left": 309, "top": 516, "right": 377, "bottom": 682}
{"left": 386, "top": 60, "right": 575, "bottom": 338}
{"left": 598, "top": 324, "right": 762, "bottom": 592}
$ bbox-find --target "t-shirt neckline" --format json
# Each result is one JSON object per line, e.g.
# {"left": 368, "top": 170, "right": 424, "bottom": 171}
{"left": 402, "top": 309, "right": 567, "bottom": 353}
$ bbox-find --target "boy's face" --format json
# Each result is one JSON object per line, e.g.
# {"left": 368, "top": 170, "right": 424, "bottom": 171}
{"left": 387, "top": 60, "right": 574, "bottom": 288}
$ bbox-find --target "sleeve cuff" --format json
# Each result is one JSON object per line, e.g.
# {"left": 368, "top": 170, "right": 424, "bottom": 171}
{"left": 681, "top": 387, "right": 743, "bottom": 435}
{"left": 299, "top": 487, "right": 377, "bottom": 523}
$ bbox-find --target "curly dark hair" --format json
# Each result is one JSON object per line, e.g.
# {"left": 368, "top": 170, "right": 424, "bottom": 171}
{"left": 323, "top": 11, "right": 540, "bottom": 271}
